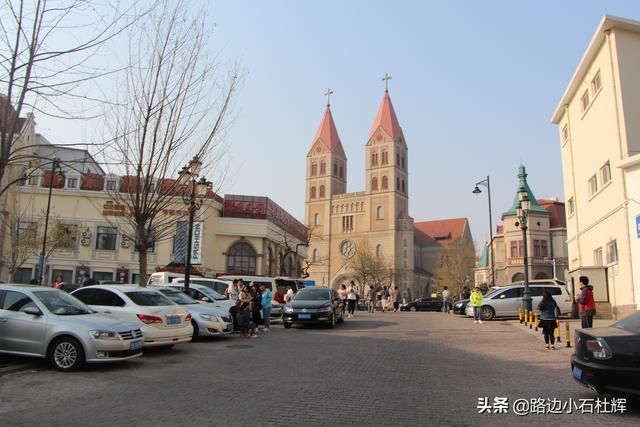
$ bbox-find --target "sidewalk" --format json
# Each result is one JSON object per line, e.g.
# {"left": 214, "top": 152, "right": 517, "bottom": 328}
{"left": 508, "top": 316, "right": 616, "bottom": 353}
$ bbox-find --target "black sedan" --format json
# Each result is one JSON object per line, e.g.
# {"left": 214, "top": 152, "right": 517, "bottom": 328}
{"left": 571, "top": 310, "right": 640, "bottom": 398}
{"left": 283, "top": 288, "right": 344, "bottom": 329}
{"left": 400, "top": 297, "right": 444, "bottom": 312}
{"left": 452, "top": 299, "right": 469, "bottom": 315}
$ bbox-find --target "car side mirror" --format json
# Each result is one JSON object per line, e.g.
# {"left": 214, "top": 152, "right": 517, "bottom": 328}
{"left": 201, "top": 297, "right": 210, "bottom": 302}
{"left": 500, "top": 294, "right": 506, "bottom": 299}
{"left": 24, "top": 306, "right": 43, "bottom": 316}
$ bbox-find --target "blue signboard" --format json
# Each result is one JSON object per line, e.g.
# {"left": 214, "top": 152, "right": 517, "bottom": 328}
{"left": 636, "top": 215, "right": 640, "bottom": 238}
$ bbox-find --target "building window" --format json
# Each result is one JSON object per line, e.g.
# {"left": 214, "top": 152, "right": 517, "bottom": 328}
{"left": 581, "top": 90, "right": 590, "bottom": 112}
{"left": 591, "top": 70, "right": 601, "bottom": 95}
{"left": 66, "top": 177, "right": 78, "bottom": 189}
{"left": 333, "top": 163, "right": 338, "bottom": 176}
{"left": 371, "top": 152, "right": 378, "bottom": 166}
{"left": 606, "top": 240, "right": 618, "bottom": 264}
{"left": 342, "top": 215, "right": 353, "bottom": 233}
{"left": 314, "top": 213, "right": 320, "bottom": 226}
{"left": 17, "top": 221, "right": 37, "bottom": 240}
{"left": 562, "top": 125, "right": 569, "bottom": 143}
{"left": 401, "top": 179, "right": 405, "bottom": 193}
{"left": 93, "top": 271, "right": 114, "bottom": 282}
{"left": 396, "top": 177, "right": 400, "bottom": 191}
{"left": 28, "top": 174, "right": 40, "bottom": 186}
{"left": 401, "top": 156, "right": 405, "bottom": 169}
{"left": 567, "top": 197, "right": 575, "bottom": 215}
{"left": 96, "top": 226, "right": 117, "bottom": 250}
{"left": 376, "top": 205, "right": 384, "bottom": 220}
{"left": 310, "top": 186, "right": 317, "bottom": 199}
{"left": 60, "top": 224, "right": 79, "bottom": 249}
{"left": 396, "top": 153, "right": 400, "bottom": 165}
{"left": 371, "top": 177, "right": 378, "bottom": 191}
{"left": 593, "top": 247, "right": 603, "bottom": 266}
{"left": 510, "top": 240, "right": 519, "bottom": 258}
{"left": 381, "top": 176, "right": 388, "bottom": 189}
{"left": 106, "top": 179, "right": 117, "bottom": 191}
{"left": 226, "top": 241, "right": 257, "bottom": 275}
{"left": 588, "top": 174, "right": 598, "bottom": 196}
{"left": 52, "top": 269, "right": 73, "bottom": 283}
{"left": 403, "top": 239, "right": 407, "bottom": 247}
{"left": 339, "top": 166, "right": 343, "bottom": 178}
{"left": 533, "top": 240, "right": 548, "bottom": 258}
{"left": 600, "top": 161, "right": 611, "bottom": 186}
{"left": 376, "top": 244, "right": 382, "bottom": 257}
{"left": 14, "top": 267, "right": 33, "bottom": 284}
{"left": 382, "top": 151, "right": 388, "bottom": 165}
{"left": 319, "top": 185, "right": 325, "bottom": 198}
{"left": 312, "top": 248, "right": 318, "bottom": 262}
{"left": 311, "top": 162, "right": 317, "bottom": 176}
{"left": 320, "top": 161, "right": 326, "bottom": 175}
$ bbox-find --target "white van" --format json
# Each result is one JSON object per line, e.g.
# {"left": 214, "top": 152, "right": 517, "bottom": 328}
{"left": 216, "top": 275, "right": 306, "bottom": 294}
{"left": 172, "top": 277, "right": 231, "bottom": 295}
{"left": 147, "top": 272, "right": 204, "bottom": 286}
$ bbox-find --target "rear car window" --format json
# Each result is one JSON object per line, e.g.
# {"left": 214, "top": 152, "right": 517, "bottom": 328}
{"left": 613, "top": 311, "right": 640, "bottom": 333}
{"left": 125, "top": 291, "right": 174, "bottom": 306}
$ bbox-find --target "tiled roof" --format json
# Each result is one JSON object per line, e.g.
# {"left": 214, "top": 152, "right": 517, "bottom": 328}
{"left": 311, "top": 105, "right": 345, "bottom": 157}
{"left": 368, "top": 91, "right": 403, "bottom": 141}
{"left": 538, "top": 199, "right": 567, "bottom": 228}
{"left": 414, "top": 218, "right": 468, "bottom": 247}
{"left": 414, "top": 227, "right": 438, "bottom": 247}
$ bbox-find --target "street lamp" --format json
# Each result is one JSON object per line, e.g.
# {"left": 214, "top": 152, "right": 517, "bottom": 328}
{"left": 472, "top": 176, "right": 495, "bottom": 287}
{"left": 177, "top": 158, "right": 210, "bottom": 291}
{"left": 515, "top": 185, "right": 532, "bottom": 312}
{"left": 38, "top": 157, "right": 63, "bottom": 284}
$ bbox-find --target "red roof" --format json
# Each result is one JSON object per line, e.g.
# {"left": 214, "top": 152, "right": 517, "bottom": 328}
{"left": 369, "top": 91, "right": 403, "bottom": 141}
{"left": 311, "top": 105, "right": 345, "bottom": 157}
{"left": 414, "top": 227, "right": 438, "bottom": 247}
{"left": 414, "top": 218, "right": 468, "bottom": 246}
{"left": 496, "top": 225, "right": 504, "bottom": 234}
{"left": 537, "top": 199, "right": 567, "bottom": 228}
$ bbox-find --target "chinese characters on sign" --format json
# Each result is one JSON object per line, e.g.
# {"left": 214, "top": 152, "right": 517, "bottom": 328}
{"left": 476, "top": 397, "right": 627, "bottom": 415}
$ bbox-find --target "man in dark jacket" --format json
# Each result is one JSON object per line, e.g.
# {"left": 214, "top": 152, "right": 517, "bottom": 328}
{"left": 577, "top": 276, "right": 596, "bottom": 328}
{"left": 82, "top": 272, "right": 96, "bottom": 287}
{"left": 235, "top": 302, "right": 257, "bottom": 338}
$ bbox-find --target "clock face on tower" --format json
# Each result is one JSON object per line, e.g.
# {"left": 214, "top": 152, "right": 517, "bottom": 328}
{"left": 340, "top": 240, "right": 356, "bottom": 258}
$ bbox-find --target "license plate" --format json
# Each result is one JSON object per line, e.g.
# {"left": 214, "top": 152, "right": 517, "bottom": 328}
{"left": 166, "top": 316, "right": 181, "bottom": 325}
{"left": 572, "top": 366, "right": 582, "bottom": 380}
{"left": 130, "top": 340, "right": 143, "bottom": 351}
{"left": 298, "top": 313, "right": 312, "bottom": 320}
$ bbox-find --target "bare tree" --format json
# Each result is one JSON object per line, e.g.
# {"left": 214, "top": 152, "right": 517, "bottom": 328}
{"left": 0, "top": 192, "right": 37, "bottom": 280}
{"left": 103, "top": 2, "right": 239, "bottom": 287}
{"left": 435, "top": 239, "right": 476, "bottom": 299}
{"left": 349, "top": 241, "right": 393, "bottom": 296}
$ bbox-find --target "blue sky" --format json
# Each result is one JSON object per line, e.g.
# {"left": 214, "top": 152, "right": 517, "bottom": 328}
{"left": 35, "top": 1, "right": 640, "bottom": 249}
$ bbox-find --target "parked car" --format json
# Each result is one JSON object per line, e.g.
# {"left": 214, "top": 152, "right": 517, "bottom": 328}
{"left": 0, "top": 285, "right": 143, "bottom": 371}
{"left": 282, "top": 287, "right": 344, "bottom": 329}
{"left": 153, "top": 288, "right": 233, "bottom": 338}
{"left": 165, "top": 284, "right": 235, "bottom": 313}
{"left": 452, "top": 299, "right": 469, "bottom": 315}
{"left": 173, "top": 277, "right": 231, "bottom": 296}
{"left": 71, "top": 285, "right": 192, "bottom": 348}
{"left": 400, "top": 297, "right": 444, "bottom": 312}
{"left": 465, "top": 281, "right": 572, "bottom": 320}
{"left": 571, "top": 310, "right": 640, "bottom": 398}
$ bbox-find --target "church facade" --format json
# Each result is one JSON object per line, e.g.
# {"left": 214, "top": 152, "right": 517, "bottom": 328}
{"left": 304, "top": 88, "right": 473, "bottom": 296}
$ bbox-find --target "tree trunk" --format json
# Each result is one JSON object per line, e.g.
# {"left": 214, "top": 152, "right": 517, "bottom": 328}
{"left": 138, "top": 247, "right": 147, "bottom": 287}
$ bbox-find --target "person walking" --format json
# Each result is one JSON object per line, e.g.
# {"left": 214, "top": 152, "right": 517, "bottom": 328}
{"left": 225, "top": 279, "right": 240, "bottom": 302}
{"left": 260, "top": 284, "right": 273, "bottom": 332}
{"left": 538, "top": 290, "right": 560, "bottom": 349}
{"left": 470, "top": 286, "right": 484, "bottom": 324}
{"left": 346, "top": 285, "right": 357, "bottom": 318}
{"left": 442, "top": 286, "right": 451, "bottom": 313}
{"left": 285, "top": 286, "right": 294, "bottom": 303}
{"left": 577, "top": 276, "right": 596, "bottom": 328}
{"left": 236, "top": 302, "right": 258, "bottom": 338}
{"left": 251, "top": 284, "right": 264, "bottom": 330}
{"left": 391, "top": 286, "right": 400, "bottom": 312}
{"left": 366, "top": 285, "right": 376, "bottom": 313}
{"left": 381, "top": 286, "right": 390, "bottom": 312}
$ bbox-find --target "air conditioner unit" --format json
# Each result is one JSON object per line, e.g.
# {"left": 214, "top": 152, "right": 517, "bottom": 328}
{"left": 80, "top": 238, "right": 90, "bottom": 246}
{"left": 121, "top": 237, "right": 130, "bottom": 248}
{"left": 81, "top": 229, "right": 91, "bottom": 239}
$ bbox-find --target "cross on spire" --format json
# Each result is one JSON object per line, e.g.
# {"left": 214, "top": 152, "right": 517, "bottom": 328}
{"left": 382, "top": 73, "right": 392, "bottom": 92}
{"left": 324, "top": 88, "right": 334, "bottom": 106}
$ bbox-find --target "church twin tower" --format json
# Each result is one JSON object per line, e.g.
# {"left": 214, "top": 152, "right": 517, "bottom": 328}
{"left": 304, "top": 86, "right": 415, "bottom": 290}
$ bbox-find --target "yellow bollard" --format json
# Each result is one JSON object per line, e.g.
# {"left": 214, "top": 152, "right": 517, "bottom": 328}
{"left": 529, "top": 311, "right": 533, "bottom": 329}
{"left": 534, "top": 312, "right": 539, "bottom": 331}
{"left": 556, "top": 320, "right": 561, "bottom": 343}
{"left": 524, "top": 309, "right": 528, "bottom": 326}
{"left": 518, "top": 308, "right": 523, "bottom": 323}
{"left": 565, "top": 322, "right": 571, "bottom": 348}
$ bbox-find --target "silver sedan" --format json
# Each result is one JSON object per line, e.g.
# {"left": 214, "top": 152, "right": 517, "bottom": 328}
{"left": 0, "top": 285, "right": 143, "bottom": 371}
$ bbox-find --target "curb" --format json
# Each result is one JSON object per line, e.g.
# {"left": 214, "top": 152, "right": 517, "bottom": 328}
{"left": 507, "top": 319, "right": 575, "bottom": 354}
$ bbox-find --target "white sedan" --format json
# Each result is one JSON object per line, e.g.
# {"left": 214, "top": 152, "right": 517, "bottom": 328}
{"left": 72, "top": 285, "right": 193, "bottom": 348}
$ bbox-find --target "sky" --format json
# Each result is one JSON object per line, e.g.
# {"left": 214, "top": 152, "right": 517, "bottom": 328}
{"left": 33, "top": 0, "right": 640, "bottom": 250}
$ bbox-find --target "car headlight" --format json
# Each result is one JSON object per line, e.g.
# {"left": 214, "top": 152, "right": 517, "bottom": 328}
{"left": 284, "top": 306, "right": 294, "bottom": 313}
{"left": 90, "top": 330, "right": 119, "bottom": 340}
{"left": 455, "top": 303, "right": 462, "bottom": 308}
{"left": 200, "top": 314, "right": 221, "bottom": 322}
{"left": 319, "top": 306, "right": 332, "bottom": 312}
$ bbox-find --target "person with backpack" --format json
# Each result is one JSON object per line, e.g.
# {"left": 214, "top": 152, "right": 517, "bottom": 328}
{"left": 538, "top": 290, "right": 560, "bottom": 349}
{"left": 577, "top": 276, "right": 596, "bottom": 328}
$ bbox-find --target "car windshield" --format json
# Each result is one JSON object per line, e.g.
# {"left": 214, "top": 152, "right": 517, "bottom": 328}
{"left": 613, "top": 311, "right": 640, "bottom": 333}
{"left": 125, "top": 291, "right": 175, "bottom": 306}
{"left": 197, "top": 287, "right": 225, "bottom": 300}
{"left": 292, "top": 289, "right": 331, "bottom": 301}
{"left": 157, "top": 289, "right": 197, "bottom": 305}
{"left": 33, "top": 291, "right": 92, "bottom": 316}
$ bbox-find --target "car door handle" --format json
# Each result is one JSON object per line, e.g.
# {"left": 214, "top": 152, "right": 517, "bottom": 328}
{"left": 103, "top": 311, "right": 112, "bottom": 314}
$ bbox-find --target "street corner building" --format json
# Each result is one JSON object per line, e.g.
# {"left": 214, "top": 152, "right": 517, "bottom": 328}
{"left": 551, "top": 15, "right": 640, "bottom": 319}
{"left": 303, "top": 86, "right": 473, "bottom": 297}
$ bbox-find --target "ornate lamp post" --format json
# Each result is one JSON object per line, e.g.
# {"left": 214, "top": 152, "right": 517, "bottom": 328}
{"left": 472, "top": 176, "right": 495, "bottom": 287}
{"left": 38, "top": 157, "right": 63, "bottom": 284}
{"left": 515, "top": 185, "right": 532, "bottom": 312}
{"left": 177, "top": 158, "right": 210, "bottom": 291}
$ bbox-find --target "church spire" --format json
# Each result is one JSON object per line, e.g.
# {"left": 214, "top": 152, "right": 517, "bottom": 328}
{"left": 369, "top": 77, "right": 403, "bottom": 141}
{"left": 311, "top": 92, "right": 345, "bottom": 157}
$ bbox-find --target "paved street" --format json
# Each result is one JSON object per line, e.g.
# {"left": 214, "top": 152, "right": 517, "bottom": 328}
{"left": 0, "top": 312, "right": 637, "bottom": 426}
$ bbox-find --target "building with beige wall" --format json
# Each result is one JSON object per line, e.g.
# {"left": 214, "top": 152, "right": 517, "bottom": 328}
{"left": 551, "top": 15, "right": 640, "bottom": 318}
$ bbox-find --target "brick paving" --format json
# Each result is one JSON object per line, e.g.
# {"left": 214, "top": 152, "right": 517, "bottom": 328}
{"left": 0, "top": 312, "right": 637, "bottom": 426}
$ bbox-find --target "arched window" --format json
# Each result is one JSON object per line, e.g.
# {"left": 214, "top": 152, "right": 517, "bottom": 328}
{"left": 371, "top": 152, "right": 378, "bottom": 166}
{"left": 226, "top": 242, "right": 257, "bottom": 275}
{"left": 267, "top": 247, "right": 274, "bottom": 276}
{"left": 512, "top": 272, "right": 525, "bottom": 282}
{"left": 333, "top": 163, "right": 338, "bottom": 176}
{"left": 382, "top": 151, "right": 388, "bottom": 164}
{"left": 372, "top": 177, "right": 378, "bottom": 191}
{"left": 350, "top": 203, "right": 354, "bottom": 212}
{"left": 376, "top": 244, "right": 382, "bottom": 257}
{"left": 312, "top": 248, "right": 318, "bottom": 262}
{"left": 320, "top": 161, "right": 326, "bottom": 175}
{"left": 381, "top": 176, "right": 388, "bottom": 189}
{"left": 402, "top": 156, "right": 406, "bottom": 169}
{"left": 314, "top": 212, "right": 321, "bottom": 225}
{"left": 310, "top": 186, "right": 317, "bottom": 198}
{"left": 396, "top": 177, "right": 400, "bottom": 190}
{"left": 319, "top": 185, "right": 325, "bottom": 198}
{"left": 311, "top": 162, "right": 317, "bottom": 176}
{"left": 396, "top": 153, "right": 400, "bottom": 165}
{"left": 402, "top": 179, "right": 405, "bottom": 193}
{"left": 376, "top": 206, "right": 384, "bottom": 220}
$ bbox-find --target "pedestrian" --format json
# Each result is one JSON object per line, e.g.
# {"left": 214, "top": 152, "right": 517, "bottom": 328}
{"left": 239, "top": 285, "right": 252, "bottom": 305}
{"left": 338, "top": 283, "right": 347, "bottom": 300}
{"left": 470, "top": 286, "right": 483, "bottom": 324}
{"left": 82, "top": 272, "right": 96, "bottom": 287}
{"left": 52, "top": 275, "right": 64, "bottom": 289}
{"left": 346, "top": 285, "right": 357, "bottom": 318}
{"left": 577, "top": 276, "right": 596, "bottom": 328}
{"left": 285, "top": 285, "right": 294, "bottom": 303}
{"left": 235, "top": 302, "right": 258, "bottom": 338}
{"left": 260, "top": 284, "right": 273, "bottom": 332}
{"left": 442, "top": 286, "right": 451, "bottom": 313}
{"left": 226, "top": 279, "right": 240, "bottom": 302}
{"left": 381, "top": 286, "right": 390, "bottom": 312}
{"left": 538, "top": 290, "right": 560, "bottom": 349}
{"left": 250, "top": 283, "right": 263, "bottom": 329}
{"left": 462, "top": 286, "right": 471, "bottom": 299}
{"left": 366, "top": 285, "right": 376, "bottom": 313}
{"left": 391, "top": 286, "right": 400, "bottom": 312}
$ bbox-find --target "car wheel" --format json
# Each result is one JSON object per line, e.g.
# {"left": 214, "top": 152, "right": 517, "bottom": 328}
{"left": 328, "top": 313, "right": 336, "bottom": 329}
{"left": 481, "top": 306, "right": 495, "bottom": 320}
{"left": 409, "top": 306, "right": 417, "bottom": 312}
{"left": 49, "top": 336, "right": 85, "bottom": 372}
{"left": 337, "top": 309, "right": 345, "bottom": 323}
{"left": 283, "top": 322, "right": 292, "bottom": 329}
{"left": 191, "top": 320, "right": 200, "bottom": 340}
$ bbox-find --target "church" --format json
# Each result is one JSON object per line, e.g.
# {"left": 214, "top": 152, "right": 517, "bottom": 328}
{"left": 304, "top": 83, "right": 473, "bottom": 298}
